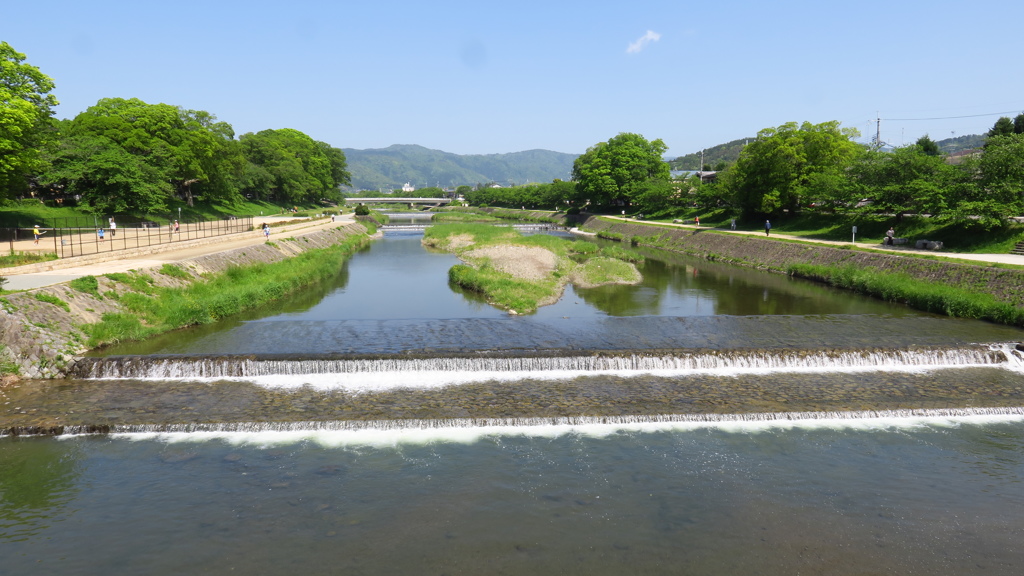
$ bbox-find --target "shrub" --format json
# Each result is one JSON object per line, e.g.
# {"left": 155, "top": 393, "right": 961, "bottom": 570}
{"left": 69, "top": 275, "right": 101, "bottom": 297}
{"left": 159, "top": 264, "right": 192, "bottom": 280}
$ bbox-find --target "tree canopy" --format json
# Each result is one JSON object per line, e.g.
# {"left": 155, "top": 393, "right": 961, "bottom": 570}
{"left": 720, "top": 121, "right": 861, "bottom": 218}
{"left": 0, "top": 41, "right": 58, "bottom": 198}
{"left": 572, "top": 133, "right": 670, "bottom": 207}
{"left": 37, "top": 98, "right": 348, "bottom": 214}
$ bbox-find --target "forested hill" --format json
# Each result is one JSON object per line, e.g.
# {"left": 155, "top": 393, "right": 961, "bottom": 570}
{"left": 342, "top": 145, "right": 577, "bottom": 191}
{"left": 670, "top": 134, "right": 985, "bottom": 170}
{"left": 669, "top": 138, "right": 752, "bottom": 170}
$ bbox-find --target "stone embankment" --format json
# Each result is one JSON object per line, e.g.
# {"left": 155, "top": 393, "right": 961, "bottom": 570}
{"left": 577, "top": 216, "right": 1024, "bottom": 309}
{"left": 0, "top": 223, "right": 371, "bottom": 379}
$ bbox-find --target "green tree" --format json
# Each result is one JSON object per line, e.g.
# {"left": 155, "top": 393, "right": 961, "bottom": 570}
{"left": 916, "top": 135, "right": 941, "bottom": 156}
{"left": 851, "top": 143, "right": 957, "bottom": 221}
{"left": 43, "top": 130, "right": 173, "bottom": 213}
{"left": 720, "top": 121, "right": 861, "bottom": 218}
{"left": 988, "top": 116, "right": 1015, "bottom": 138}
{"left": 42, "top": 98, "right": 250, "bottom": 211}
{"left": 953, "top": 133, "right": 1024, "bottom": 228}
{"left": 572, "top": 133, "right": 669, "bottom": 207}
{"left": 0, "top": 42, "right": 58, "bottom": 198}
{"left": 1014, "top": 113, "right": 1024, "bottom": 135}
{"left": 239, "top": 129, "right": 348, "bottom": 204}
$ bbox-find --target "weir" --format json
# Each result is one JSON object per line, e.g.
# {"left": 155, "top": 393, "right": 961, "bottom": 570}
{"left": 71, "top": 343, "right": 1022, "bottom": 381}
{"left": 27, "top": 406, "right": 1024, "bottom": 437}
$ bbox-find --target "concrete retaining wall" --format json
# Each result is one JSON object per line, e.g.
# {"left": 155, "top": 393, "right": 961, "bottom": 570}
{"left": 578, "top": 216, "right": 1024, "bottom": 309}
{"left": 0, "top": 223, "right": 371, "bottom": 379}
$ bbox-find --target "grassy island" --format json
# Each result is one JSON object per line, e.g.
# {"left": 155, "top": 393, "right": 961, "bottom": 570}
{"left": 422, "top": 223, "right": 642, "bottom": 314}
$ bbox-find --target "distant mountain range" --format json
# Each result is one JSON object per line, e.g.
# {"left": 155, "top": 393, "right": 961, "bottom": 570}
{"left": 345, "top": 134, "right": 988, "bottom": 191}
{"left": 343, "top": 144, "right": 577, "bottom": 191}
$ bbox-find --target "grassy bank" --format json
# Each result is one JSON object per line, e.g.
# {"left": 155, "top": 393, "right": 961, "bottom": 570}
{"left": 788, "top": 262, "right": 1024, "bottom": 326}
{"left": 83, "top": 233, "right": 373, "bottom": 347}
{"left": 424, "top": 223, "right": 641, "bottom": 313}
{"left": 638, "top": 210, "right": 1024, "bottom": 255}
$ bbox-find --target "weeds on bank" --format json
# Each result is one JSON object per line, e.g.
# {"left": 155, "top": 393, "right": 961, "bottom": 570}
{"left": 83, "top": 235, "right": 371, "bottom": 347}
{"left": 33, "top": 292, "right": 70, "bottom": 312}
{"left": 789, "top": 262, "right": 1024, "bottom": 325}
{"left": 69, "top": 275, "right": 101, "bottom": 298}
{"left": 158, "top": 264, "right": 193, "bottom": 280}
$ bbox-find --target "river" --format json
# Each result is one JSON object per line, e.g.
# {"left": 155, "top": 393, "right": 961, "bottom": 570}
{"left": 2, "top": 214, "right": 1022, "bottom": 574}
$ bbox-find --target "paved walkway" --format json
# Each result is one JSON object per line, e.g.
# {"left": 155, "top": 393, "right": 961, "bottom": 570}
{"left": 608, "top": 216, "right": 1024, "bottom": 266}
{"left": 1, "top": 214, "right": 357, "bottom": 291}
{"left": 3, "top": 214, "right": 1022, "bottom": 292}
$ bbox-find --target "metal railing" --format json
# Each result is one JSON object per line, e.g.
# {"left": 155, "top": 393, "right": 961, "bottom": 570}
{"left": 3, "top": 215, "right": 254, "bottom": 259}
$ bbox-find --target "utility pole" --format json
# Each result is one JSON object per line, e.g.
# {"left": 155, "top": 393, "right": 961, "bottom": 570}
{"left": 875, "top": 113, "right": 881, "bottom": 148}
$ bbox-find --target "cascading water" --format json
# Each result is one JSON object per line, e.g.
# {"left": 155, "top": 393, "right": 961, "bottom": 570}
{"left": 73, "top": 343, "right": 1022, "bottom": 386}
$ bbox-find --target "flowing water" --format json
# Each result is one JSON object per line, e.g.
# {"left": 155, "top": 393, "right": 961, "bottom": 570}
{"left": 2, "top": 215, "right": 1023, "bottom": 574}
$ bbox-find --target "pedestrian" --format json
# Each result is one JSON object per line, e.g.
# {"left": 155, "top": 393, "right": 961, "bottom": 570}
{"left": 765, "top": 220, "right": 771, "bottom": 236}
{"left": 173, "top": 220, "right": 180, "bottom": 234}
{"left": 109, "top": 218, "right": 117, "bottom": 237}
{"left": 695, "top": 216, "right": 700, "bottom": 227}
{"left": 263, "top": 222, "right": 271, "bottom": 241}
{"left": 885, "top": 227, "right": 895, "bottom": 246}
{"left": 730, "top": 218, "right": 736, "bottom": 230}
{"left": 33, "top": 224, "right": 41, "bottom": 244}
{"left": 98, "top": 227, "right": 105, "bottom": 242}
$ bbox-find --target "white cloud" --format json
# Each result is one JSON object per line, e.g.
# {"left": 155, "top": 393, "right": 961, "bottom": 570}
{"left": 627, "top": 30, "right": 662, "bottom": 54}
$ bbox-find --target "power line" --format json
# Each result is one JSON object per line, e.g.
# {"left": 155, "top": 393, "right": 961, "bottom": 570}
{"left": 885, "top": 109, "right": 1023, "bottom": 121}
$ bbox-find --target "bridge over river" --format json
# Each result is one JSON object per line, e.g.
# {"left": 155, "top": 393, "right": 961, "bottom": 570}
{"left": 343, "top": 196, "right": 453, "bottom": 206}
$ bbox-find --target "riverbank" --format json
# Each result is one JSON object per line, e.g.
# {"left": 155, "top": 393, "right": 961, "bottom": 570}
{"left": 0, "top": 222, "right": 375, "bottom": 379}
{"left": 576, "top": 215, "right": 1024, "bottom": 325}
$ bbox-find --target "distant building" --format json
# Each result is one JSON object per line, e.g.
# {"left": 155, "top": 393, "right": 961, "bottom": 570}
{"left": 402, "top": 182, "right": 415, "bottom": 193}
{"left": 945, "top": 149, "right": 981, "bottom": 165}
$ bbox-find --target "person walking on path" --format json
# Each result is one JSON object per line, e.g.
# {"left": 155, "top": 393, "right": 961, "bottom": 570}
{"left": 765, "top": 220, "right": 771, "bottom": 236}
{"left": 694, "top": 216, "right": 700, "bottom": 227}
{"left": 109, "top": 218, "right": 117, "bottom": 237}
{"left": 97, "top": 228, "right": 105, "bottom": 242}
{"left": 33, "top": 225, "right": 42, "bottom": 244}
{"left": 263, "top": 222, "right": 271, "bottom": 241}
{"left": 730, "top": 218, "right": 736, "bottom": 230}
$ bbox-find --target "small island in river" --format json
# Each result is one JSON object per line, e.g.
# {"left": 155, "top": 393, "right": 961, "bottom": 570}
{"left": 422, "top": 222, "right": 642, "bottom": 314}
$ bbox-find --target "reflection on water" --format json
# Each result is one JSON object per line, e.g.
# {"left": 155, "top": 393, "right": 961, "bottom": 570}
{"left": 99, "top": 225, "right": 987, "bottom": 356}
{"left": 1, "top": 420, "right": 1023, "bottom": 575}
{"left": 5, "top": 220, "right": 1024, "bottom": 573}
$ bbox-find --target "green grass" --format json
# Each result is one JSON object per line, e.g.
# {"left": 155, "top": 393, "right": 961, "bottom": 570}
{"left": 425, "top": 222, "right": 641, "bottom": 313}
{"left": 789, "top": 262, "right": 1024, "bottom": 326}
{"left": 0, "top": 344, "right": 20, "bottom": 375}
{"left": 573, "top": 257, "right": 642, "bottom": 286}
{"left": 83, "top": 234, "right": 372, "bottom": 347}
{"left": 69, "top": 275, "right": 101, "bottom": 298}
{"left": 0, "top": 196, "right": 334, "bottom": 228}
{"left": 0, "top": 251, "right": 58, "bottom": 268}
{"left": 431, "top": 211, "right": 501, "bottom": 223}
{"left": 105, "top": 272, "right": 156, "bottom": 294}
{"left": 158, "top": 264, "right": 193, "bottom": 280}
{"left": 449, "top": 263, "right": 557, "bottom": 314}
{"left": 33, "top": 292, "right": 70, "bottom": 312}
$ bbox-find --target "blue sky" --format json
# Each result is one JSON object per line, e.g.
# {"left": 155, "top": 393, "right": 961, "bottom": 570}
{"left": 4, "top": 0, "right": 1023, "bottom": 157}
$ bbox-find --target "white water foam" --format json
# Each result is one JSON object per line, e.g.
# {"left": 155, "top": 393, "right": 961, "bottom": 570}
{"left": 82, "top": 344, "right": 1024, "bottom": 393}
{"left": 92, "top": 408, "right": 1024, "bottom": 448}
